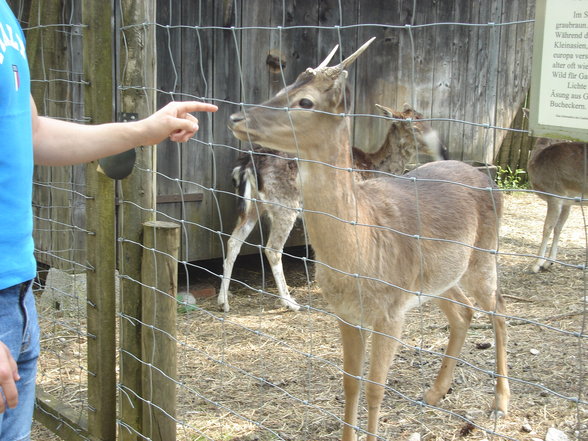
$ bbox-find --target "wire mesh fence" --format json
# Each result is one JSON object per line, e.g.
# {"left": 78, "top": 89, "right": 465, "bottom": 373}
{"left": 8, "top": 0, "right": 587, "bottom": 440}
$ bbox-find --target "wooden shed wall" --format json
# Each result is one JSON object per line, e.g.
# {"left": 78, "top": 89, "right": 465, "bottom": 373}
{"left": 20, "top": 0, "right": 535, "bottom": 266}
{"left": 153, "top": 0, "right": 535, "bottom": 262}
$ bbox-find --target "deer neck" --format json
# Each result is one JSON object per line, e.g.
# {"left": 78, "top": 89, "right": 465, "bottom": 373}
{"left": 369, "top": 129, "right": 412, "bottom": 174}
{"left": 296, "top": 124, "right": 365, "bottom": 261}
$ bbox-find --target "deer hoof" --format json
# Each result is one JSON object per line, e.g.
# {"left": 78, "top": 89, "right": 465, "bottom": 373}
{"left": 217, "top": 296, "right": 230, "bottom": 313}
{"left": 489, "top": 409, "right": 506, "bottom": 419}
{"left": 423, "top": 388, "right": 446, "bottom": 406}
{"left": 282, "top": 298, "right": 301, "bottom": 312}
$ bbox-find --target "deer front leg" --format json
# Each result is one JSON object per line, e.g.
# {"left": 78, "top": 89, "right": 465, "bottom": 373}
{"left": 532, "top": 200, "right": 562, "bottom": 273}
{"left": 339, "top": 320, "right": 366, "bottom": 441}
{"left": 365, "top": 319, "right": 404, "bottom": 441}
{"left": 424, "top": 287, "right": 473, "bottom": 405}
{"left": 218, "top": 216, "right": 258, "bottom": 312}
{"left": 264, "top": 209, "right": 300, "bottom": 311}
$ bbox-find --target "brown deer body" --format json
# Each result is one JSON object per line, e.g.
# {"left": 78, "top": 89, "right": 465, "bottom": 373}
{"left": 527, "top": 138, "right": 588, "bottom": 273}
{"left": 218, "top": 105, "right": 446, "bottom": 312}
{"left": 229, "top": 39, "right": 509, "bottom": 440}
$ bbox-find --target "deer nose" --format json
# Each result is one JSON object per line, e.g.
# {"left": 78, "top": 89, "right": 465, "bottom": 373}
{"left": 230, "top": 112, "right": 245, "bottom": 124}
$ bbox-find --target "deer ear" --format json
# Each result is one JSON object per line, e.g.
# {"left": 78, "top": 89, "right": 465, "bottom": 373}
{"left": 344, "top": 84, "right": 352, "bottom": 110}
{"left": 375, "top": 103, "right": 393, "bottom": 117}
{"left": 331, "top": 76, "right": 352, "bottom": 112}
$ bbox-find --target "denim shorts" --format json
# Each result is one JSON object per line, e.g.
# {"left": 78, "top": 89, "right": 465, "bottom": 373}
{"left": 0, "top": 281, "right": 40, "bottom": 441}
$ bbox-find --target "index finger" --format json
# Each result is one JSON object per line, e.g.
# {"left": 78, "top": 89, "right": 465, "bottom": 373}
{"left": 0, "top": 379, "right": 18, "bottom": 412}
{"left": 0, "top": 348, "right": 18, "bottom": 412}
{"left": 174, "top": 101, "right": 218, "bottom": 114}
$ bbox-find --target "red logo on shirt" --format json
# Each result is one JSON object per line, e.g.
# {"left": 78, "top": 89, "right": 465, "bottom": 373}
{"left": 12, "top": 64, "right": 19, "bottom": 91}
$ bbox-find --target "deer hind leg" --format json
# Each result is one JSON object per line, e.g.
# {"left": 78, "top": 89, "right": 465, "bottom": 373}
{"left": 488, "top": 290, "right": 510, "bottom": 416}
{"left": 465, "top": 272, "right": 510, "bottom": 416}
{"left": 532, "top": 199, "right": 564, "bottom": 273}
{"left": 218, "top": 214, "right": 258, "bottom": 312}
{"left": 364, "top": 318, "right": 405, "bottom": 441}
{"left": 424, "top": 286, "right": 474, "bottom": 406}
{"left": 264, "top": 207, "right": 300, "bottom": 311}
{"left": 339, "top": 320, "right": 367, "bottom": 441}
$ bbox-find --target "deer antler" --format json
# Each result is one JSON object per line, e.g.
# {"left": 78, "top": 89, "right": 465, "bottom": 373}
{"left": 317, "top": 44, "right": 340, "bottom": 69}
{"left": 338, "top": 37, "right": 376, "bottom": 70}
{"left": 307, "top": 44, "right": 341, "bottom": 76}
{"left": 312, "top": 37, "right": 376, "bottom": 79}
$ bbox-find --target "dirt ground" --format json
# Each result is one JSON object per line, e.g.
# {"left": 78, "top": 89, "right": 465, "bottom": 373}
{"left": 32, "top": 192, "right": 587, "bottom": 441}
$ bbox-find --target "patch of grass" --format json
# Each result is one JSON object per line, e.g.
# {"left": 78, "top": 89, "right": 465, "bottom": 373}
{"left": 496, "top": 165, "right": 528, "bottom": 190}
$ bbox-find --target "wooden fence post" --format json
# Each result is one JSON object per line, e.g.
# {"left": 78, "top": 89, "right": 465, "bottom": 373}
{"left": 141, "top": 221, "right": 180, "bottom": 441}
{"left": 82, "top": 0, "right": 117, "bottom": 440}
{"left": 117, "top": 0, "right": 157, "bottom": 439}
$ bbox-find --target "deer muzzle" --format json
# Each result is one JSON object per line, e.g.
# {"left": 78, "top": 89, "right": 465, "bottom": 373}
{"left": 228, "top": 111, "right": 254, "bottom": 142}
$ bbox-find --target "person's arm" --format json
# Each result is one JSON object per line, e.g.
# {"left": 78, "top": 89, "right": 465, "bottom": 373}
{"left": 0, "top": 342, "right": 19, "bottom": 413}
{"left": 31, "top": 97, "right": 218, "bottom": 166}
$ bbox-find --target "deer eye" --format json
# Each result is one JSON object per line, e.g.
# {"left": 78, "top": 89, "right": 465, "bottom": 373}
{"left": 298, "top": 98, "right": 314, "bottom": 109}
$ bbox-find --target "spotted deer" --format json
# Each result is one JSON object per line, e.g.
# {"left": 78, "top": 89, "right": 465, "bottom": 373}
{"left": 228, "top": 38, "right": 509, "bottom": 441}
{"left": 218, "top": 104, "right": 447, "bottom": 312}
{"left": 527, "top": 138, "right": 588, "bottom": 273}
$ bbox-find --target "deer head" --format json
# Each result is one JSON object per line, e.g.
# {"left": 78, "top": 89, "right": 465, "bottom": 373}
{"left": 229, "top": 38, "right": 376, "bottom": 155}
{"left": 376, "top": 103, "right": 448, "bottom": 161}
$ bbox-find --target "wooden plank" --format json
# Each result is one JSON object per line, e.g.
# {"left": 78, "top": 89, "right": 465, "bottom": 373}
{"left": 217, "top": 0, "right": 273, "bottom": 258}
{"left": 269, "top": 0, "right": 320, "bottom": 94}
{"left": 482, "top": 0, "right": 502, "bottom": 163}
{"left": 454, "top": 0, "right": 481, "bottom": 161}
{"left": 43, "top": 0, "right": 75, "bottom": 269}
{"left": 492, "top": 0, "right": 534, "bottom": 165}
{"left": 155, "top": 0, "right": 182, "bottom": 196}
{"left": 25, "top": 0, "right": 85, "bottom": 270}
{"left": 34, "top": 388, "right": 93, "bottom": 441}
{"left": 212, "top": 0, "right": 244, "bottom": 259}
{"left": 266, "top": 0, "right": 321, "bottom": 251}
{"left": 515, "top": 0, "right": 535, "bottom": 173}
{"left": 240, "top": 0, "right": 273, "bottom": 104}
{"left": 435, "top": 0, "right": 466, "bottom": 160}
{"left": 465, "top": 0, "right": 493, "bottom": 162}
{"left": 494, "top": 0, "right": 519, "bottom": 162}
{"left": 178, "top": 0, "right": 217, "bottom": 261}
{"left": 506, "top": 0, "right": 534, "bottom": 170}
{"left": 354, "top": 0, "right": 393, "bottom": 152}
{"left": 413, "top": 0, "right": 438, "bottom": 122}
{"left": 156, "top": 192, "right": 204, "bottom": 204}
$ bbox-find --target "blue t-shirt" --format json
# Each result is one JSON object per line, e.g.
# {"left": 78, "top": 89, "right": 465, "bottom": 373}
{"left": 0, "top": 0, "right": 35, "bottom": 289}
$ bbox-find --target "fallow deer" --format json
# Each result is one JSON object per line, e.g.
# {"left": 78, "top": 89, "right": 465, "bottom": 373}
{"left": 218, "top": 104, "right": 446, "bottom": 312}
{"left": 527, "top": 138, "right": 588, "bottom": 273}
{"left": 228, "top": 38, "right": 510, "bottom": 441}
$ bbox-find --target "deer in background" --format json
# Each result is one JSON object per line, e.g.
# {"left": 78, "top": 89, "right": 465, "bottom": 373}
{"left": 228, "top": 38, "right": 509, "bottom": 441}
{"left": 218, "top": 103, "right": 447, "bottom": 312}
{"left": 527, "top": 138, "right": 588, "bottom": 273}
